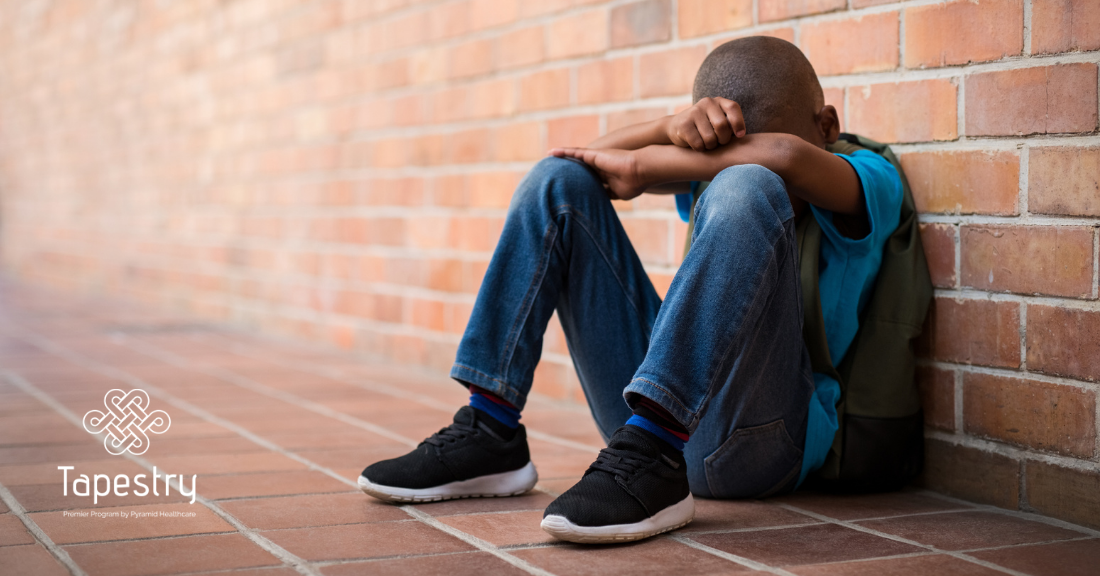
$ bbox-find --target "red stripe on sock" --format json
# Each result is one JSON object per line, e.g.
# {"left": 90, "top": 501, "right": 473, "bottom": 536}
{"left": 469, "top": 385, "right": 517, "bottom": 408}
{"left": 636, "top": 397, "right": 690, "bottom": 440}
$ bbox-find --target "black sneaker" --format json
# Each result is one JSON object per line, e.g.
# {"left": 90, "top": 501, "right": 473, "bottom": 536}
{"left": 358, "top": 406, "right": 537, "bottom": 502}
{"left": 540, "top": 424, "right": 694, "bottom": 543}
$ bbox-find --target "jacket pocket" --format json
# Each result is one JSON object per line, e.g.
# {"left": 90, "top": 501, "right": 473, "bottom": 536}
{"left": 704, "top": 419, "right": 804, "bottom": 499}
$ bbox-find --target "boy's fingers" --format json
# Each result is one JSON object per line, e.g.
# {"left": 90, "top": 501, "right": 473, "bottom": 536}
{"left": 719, "top": 99, "right": 747, "bottom": 137}
{"left": 706, "top": 107, "right": 733, "bottom": 145}
{"left": 693, "top": 115, "right": 719, "bottom": 149}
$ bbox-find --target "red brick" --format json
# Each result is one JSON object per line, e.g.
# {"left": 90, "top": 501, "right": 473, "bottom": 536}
{"left": 852, "top": 0, "right": 903, "bottom": 6}
{"left": 639, "top": 46, "right": 707, "bottom": 98}
{"left": 919, "top": 223, "right": 957, "bottom": 288}
{"left": 904, "top": 0, "right": 1023, "bottom": 68}
{"left": 468, "top": 172, "right": 521, "bottom": 208}
{"left": 960, "top": 225, "right": 1094, "bottom": 298}
{"left": 916, "top": 366, "right": 955, "bottom": 431}
{"left": 759, "top": 0, "right": 845, "bottom": 22}
{"left": 607, "top": 108, "right": 667, "bottom": 133}
{"left": 547, "top": 115, "right": 600, "bottom": 149}
{"left": 622, "top": 217, "right": 671, "bottom": 265}
{"left": 801, "top": 12, "right": 899, "bottom": 76}
{"left": 468, "top": 78, "right": 516, "bottom": 119}
{"left": 965, "top": 64, "right": 1099, "bottom": 136}
{"left": 577, "top": 57, "right": 633, "bottom": 104}
{"left": 919, "top": 297, "right": 1021, "bottom": 368}
{"left": 920, "top": 439, "right": 1020, "bottom": 509}
{"left": 900, "top": 151, "right": 1019, "bottom": 215}
{"left": 847, "top": 80, "right": 957, "bottom": 143}
{"left": 678, "top": 0, "right": 751, "bottom": 38}
{"left": 518, "top": 68, "right": 570, "bottom": 111}
{"left": 447, "top": 38, "right": 494, "bottom": 79}
{"left": 547, "top": 9, "right": 608, "bottom": 60}
{"left": 1029, "top": 146, "right": 1100, "bottom": 217}
{"left": 1027, "top": 305, "right": 1100, "bottom": 383}
{"left": 1025, "top": 462, "right": 1100, "bottom": 530}
{"left": 493, "top": 122, "right": 542, "bottom": 162}
{"left": 497, "top": 26, "right": 544, "bottom": 69}
{"left": 1032, "top": 0, "right": 1100, "bottom": 55}
{"left": 964, "top": 372, "right": 1096, "bottom": 457}
{"left": 470, "top": 0, "right": 520, "bottom": 31}
{"left": 822, "top": 87, "right": 845, "bottom": 130}
{"left": 611, "top": 0, "right": 671, "bottom": 48}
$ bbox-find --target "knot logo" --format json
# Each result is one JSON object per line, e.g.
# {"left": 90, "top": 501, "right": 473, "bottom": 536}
{"left": 83, "top": 389, "right": 171, "bottom": 455}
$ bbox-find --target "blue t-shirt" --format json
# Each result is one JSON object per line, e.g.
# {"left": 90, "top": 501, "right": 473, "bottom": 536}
{"left": 677, "top": 149, "right": 903, "bottom": 486}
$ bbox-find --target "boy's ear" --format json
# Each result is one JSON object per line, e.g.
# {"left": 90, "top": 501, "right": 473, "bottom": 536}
{"left": 816, "top": 105, "right": 841, "bottom": 144}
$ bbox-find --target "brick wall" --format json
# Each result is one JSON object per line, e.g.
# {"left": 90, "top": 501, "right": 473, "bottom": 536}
{"left": 0, "top": 0, "right": 1097, "bottom": 525}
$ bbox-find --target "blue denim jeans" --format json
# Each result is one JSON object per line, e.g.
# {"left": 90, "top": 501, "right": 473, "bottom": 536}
{"left": 451, "top": 157, "right": 815, "bottom": 499}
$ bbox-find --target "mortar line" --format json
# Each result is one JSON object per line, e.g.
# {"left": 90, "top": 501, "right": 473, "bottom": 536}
{"left": 2, "top": 329, "right": 561, "bottom": 576}
{"left": 0, "top": 479, "right": 88, "bottom": 576}
{"left": 920, "top": 359, "right": 1100, "bottom": 394}
{"left": 2, "top": 369, "right": 322, "bottom": 576}
{"left": 925, "top": 429, "right": 1100, "bottom": 478}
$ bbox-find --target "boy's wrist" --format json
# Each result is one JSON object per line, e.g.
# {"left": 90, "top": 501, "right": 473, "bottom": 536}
{"left": 652, "top": 116, "right": 675, "bottom": 146}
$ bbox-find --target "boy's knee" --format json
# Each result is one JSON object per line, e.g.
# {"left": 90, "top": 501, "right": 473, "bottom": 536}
{"left": 507, "top": 156, "right": 606, "bottom": 215}
{"left": 696, "top": 164, "right": 792, "bottom": 224}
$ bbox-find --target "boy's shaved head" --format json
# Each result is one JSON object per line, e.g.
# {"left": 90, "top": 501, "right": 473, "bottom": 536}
{"left": 693, "top": 36, "right": 824, "bottom": 134}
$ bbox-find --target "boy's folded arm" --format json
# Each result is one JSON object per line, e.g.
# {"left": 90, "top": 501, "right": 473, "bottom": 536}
{"left": 634, "top": 133, "right": 864, "bottom": 215}
{"left": 587, "top": 117, "right": 673, "bottom": 150}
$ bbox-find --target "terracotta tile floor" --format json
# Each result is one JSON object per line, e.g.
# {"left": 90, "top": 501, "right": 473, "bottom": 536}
{"left": 0, "top": 282, "right": 1097, "bottom": 576}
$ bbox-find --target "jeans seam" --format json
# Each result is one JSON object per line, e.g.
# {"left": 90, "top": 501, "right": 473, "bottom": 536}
{"left": 452, "top": 364, "right": 524, "bottom": 402}
{"left": 627, "top": 377, "right": 692, "bottom": 419}
{"left": 498, "top": 220, "right": 557, "bottom": 378}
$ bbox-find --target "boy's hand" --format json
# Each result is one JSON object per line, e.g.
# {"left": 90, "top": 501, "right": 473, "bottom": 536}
{"left": 549, "top": 148, "right": 647, "bottom": 201}
{"left": 664, "top": 97, "right": 747, "bottom": 151}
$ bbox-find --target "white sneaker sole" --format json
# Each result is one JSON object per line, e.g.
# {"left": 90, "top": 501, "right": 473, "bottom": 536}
{"left": 540, "top": 493, "right": 695, "bottom": 543}
{"left": 358, "top": 461, "right": 538, "bottom": 503}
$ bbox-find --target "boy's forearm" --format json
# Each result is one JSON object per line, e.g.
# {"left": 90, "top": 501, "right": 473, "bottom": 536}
{"left": 588, "top": 117, "right": 673, "bottom": 150}
{"left": 632, "top": 134, "right": 862, "bottom": 214}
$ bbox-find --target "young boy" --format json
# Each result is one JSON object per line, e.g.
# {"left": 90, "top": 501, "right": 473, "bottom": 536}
{"left": 358, "top": 36, "right": 903, "bottom": 544}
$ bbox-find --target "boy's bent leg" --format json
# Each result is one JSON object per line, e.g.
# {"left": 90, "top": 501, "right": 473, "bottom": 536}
{"left": 625, "top": 164, "right": 815, "bottom": 499}
{"left": 360, "top": 157, "right": 661, "bottom": 503}
{"left": 541, "top": 165, "right": 812, "bottom": 544}
{"left": 452, "top": 156, "right": 661, "bottom": 436}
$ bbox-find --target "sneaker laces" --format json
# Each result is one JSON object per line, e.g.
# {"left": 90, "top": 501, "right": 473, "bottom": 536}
{"left": 588, "top": 447, "right": 654, "bottom": 480}
{"left": 423, "top": 421, "right": 478, "bottom": 448}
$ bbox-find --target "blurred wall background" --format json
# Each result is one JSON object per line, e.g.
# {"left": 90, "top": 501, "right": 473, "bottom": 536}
{"left": 0, "top": 0, "right": 1097, "bottom": 526}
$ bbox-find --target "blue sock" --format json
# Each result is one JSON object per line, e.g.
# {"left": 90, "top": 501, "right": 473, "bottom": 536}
{"left": 626, "top": 414, "right": 686, "bottom": 452}
{"left": 468, "top": 386, "right": 521, "bottom": 429}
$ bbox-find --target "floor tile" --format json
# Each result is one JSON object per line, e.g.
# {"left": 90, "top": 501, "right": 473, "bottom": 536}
{"left": 439, "top": 510, "right": 557, "bottom": 546}
{"left": 511, "top": 537, "right": 754, "bottom": 575}
{"left": 775, "top": 489, "right": 970, "bottom": 521}
{"left": 64, "top": 533, "right": 282, "bottom": 576}
{"left": 198, "top": 470, "right": 352, "bottom": 500}
{"left": 9, "top": 483, "right": 188, "bottom": 512}
{"left": 681, "top": 499, "right": 818, "bottom": 533}
{"left": 0, "top": 543, "right": 70, "bottom": 576}
{"left": 322, "top": 551, "right": 531, "bottom": 576}
{"left": 219, "top": 492, "right": 407, "bottom": 529}
{"left": 141, "top": 436, "right": 273, "bottom": 457}
{"left": 0, "top": 415, "right": 96, "bottom": 446}
{"left": 0, "top": 513, "right": 35, "bottom": 546}
{"left": 143, "top": 452, "right": 308, "bottom": 475}
{"left": 788, "top": 553, "right": 1006, "bottom": 575}
{"left": 262, "top": 520, "right": 473, "bottom": 561}
{"left": 688, "top": 523, "right": 921, "bottom": 566}
{"left": 968, "top": 537, "right": 1100, "bottom": 576}
{"left": 30, "top": 502, "right": 235, "bottom": 544}
{"left": 0, "top": 458, "right": 148, "bottom": 486}
{"left": 856, "top": 511, "right": 1085, "bottom": 551}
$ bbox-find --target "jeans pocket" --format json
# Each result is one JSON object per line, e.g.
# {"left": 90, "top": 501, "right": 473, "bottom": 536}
{"left": 704, "top": 419, "right": 804, "bottom": 499}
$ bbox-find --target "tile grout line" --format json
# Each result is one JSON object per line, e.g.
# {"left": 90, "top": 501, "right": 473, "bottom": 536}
{"left": 667, "top": 534, "right": 800, "bottom": 576}
{"left": 772, "top": 503, "right": 1033, "bottom": 576}
{"left": 910, "top": 488, "right": 1100, "bottom": 538}
{"left": 2, "top": 369, "right": 324, "bottom": 576}
{"left": 6, "top": 326, "right": 563, "bottom": 576}
{"left": 0, "top": 479, "right": 88, "bottom": 576}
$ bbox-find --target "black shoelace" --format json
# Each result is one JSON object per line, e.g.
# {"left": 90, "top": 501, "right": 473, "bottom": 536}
{"left": 589, "top": 447, "right": 654, "bottom": 480}
{"left": 423, "top": 421, "right": 478, "bottom": 448}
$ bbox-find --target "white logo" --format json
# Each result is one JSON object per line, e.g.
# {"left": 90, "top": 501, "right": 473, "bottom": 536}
{"left": 83, "top": 389, "right": 171, "bottom": 455}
